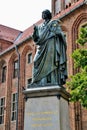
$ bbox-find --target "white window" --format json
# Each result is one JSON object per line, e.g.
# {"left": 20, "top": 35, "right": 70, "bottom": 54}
{"left": 11, "top": 93, "right": 17, "bottom": 121}
{"left": 13, "top": 60, "right": 18, "bottom": 78}
{"left": 1, "top": 66, "right": 7, "bottom": 83}
{"left": 0, "top": 97, "right": 5, "bottom": 124}
{"left": 28, "top": 53, "right": 32, "bottom": 64}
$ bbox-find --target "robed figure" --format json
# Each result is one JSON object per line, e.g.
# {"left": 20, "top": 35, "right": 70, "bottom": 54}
{"left": 32, "top": 9, "right": 67, "bottom": 86}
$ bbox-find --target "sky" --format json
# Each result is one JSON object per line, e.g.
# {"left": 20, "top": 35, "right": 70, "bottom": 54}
{"left": 0, "top": 0, "right": 51, "bottom": 31}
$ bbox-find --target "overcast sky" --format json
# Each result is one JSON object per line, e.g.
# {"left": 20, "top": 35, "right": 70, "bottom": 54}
{"left": 0, "top": 0, "right": 51, "bottom": 31}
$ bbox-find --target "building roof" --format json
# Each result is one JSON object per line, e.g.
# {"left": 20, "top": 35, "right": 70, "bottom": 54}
{"left": 0, "top": 0, "right": 86, "bottom": 56}
{"left": 0, "top": 24, "right": 21, "bottom": 43}
{"left": 16, "top": 0, "right": 85, "bottom": 44}
{"left": 14, "top": 19, "right": 43, "bottom": 44}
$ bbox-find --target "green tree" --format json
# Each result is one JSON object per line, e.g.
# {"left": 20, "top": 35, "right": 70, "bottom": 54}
{"left": 67, "top": 26, "right": 87, "bottom": 108}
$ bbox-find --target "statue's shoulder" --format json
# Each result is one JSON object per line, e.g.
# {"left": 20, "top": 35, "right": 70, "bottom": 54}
{"left": 49, "top": 19, "right": 61, "bottom": 27}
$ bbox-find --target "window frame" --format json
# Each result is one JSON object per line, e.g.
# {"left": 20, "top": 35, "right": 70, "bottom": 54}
{"left": 0, "top": 97, "right": 5, "bottom": 124}
{"left": 11, "top": 93, "right": 17, "bottom": 121}
{"left": 27, "top": 53, "right": 32, "bottom": 64}
{"left": 27, "top": 78, "right": 32, "bottom": 88}
{"left": 13, "top": 60, "right": 18, "bottom": 78}
{"left": 1, "top": 66, "right": 7, "bottom": 83}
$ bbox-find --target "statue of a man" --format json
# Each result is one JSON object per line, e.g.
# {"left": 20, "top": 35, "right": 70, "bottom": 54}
{"left": 32, "top": 9, "right": 67, "bottom": 86}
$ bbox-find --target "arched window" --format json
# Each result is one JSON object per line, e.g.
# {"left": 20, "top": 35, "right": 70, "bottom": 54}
{"left": 78, "top": 22, "right": 87, "bottom": 38}
{"left": 13, "top": 60, "right": 18, "bottom": 78}
{"left": 27, "top": 53, "right": 32, "bottom": 64}
{"left": 1, "top": 66, "right": 7, "bottom": 83}
{"left": 0, "top": 60, "right": 7, "bottom": 83}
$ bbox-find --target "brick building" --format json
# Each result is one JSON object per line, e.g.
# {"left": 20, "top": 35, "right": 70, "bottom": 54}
{"left": 0, "top": 0, "right": 87, "bottom": 130}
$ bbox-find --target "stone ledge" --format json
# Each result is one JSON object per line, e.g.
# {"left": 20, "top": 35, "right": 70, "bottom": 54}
{"left": 23, "top": 86, "right": 70, "bottom": 100}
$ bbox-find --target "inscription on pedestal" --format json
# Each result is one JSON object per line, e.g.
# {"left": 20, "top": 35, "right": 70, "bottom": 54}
{"left": 24, "top": 96, "right": 60, "bottom": 130}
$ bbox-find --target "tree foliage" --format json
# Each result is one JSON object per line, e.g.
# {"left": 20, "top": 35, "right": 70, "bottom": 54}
{"left": 67, "top": 26, "right": 87, "bottom": 108}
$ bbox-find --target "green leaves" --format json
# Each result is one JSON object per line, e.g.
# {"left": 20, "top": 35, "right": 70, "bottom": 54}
{"left": 76, "top": 27, "right": 87, "bottom": 45}
{"left": 67, "top": 26, "right": 87, "bottom": 108}
{"left": 72, "top": 49, "right": 87, "bottom": 69}
{"left": 67, "top": 71, "right": 87, "bottom": 108}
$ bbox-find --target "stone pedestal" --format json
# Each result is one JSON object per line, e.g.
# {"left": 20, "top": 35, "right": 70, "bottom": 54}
{"left": 23, "top": 86, "right": 70, "bottom": 130}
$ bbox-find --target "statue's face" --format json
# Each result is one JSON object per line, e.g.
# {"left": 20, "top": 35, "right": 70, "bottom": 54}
{"left": 42, "top": 12, "right": 48, "bottom": 20}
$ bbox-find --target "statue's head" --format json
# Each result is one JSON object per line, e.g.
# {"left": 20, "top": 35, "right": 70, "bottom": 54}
{"left": 42, "top": 9, "right": 52, "bottom": 20}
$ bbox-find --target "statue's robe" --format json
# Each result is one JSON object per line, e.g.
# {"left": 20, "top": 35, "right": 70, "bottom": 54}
{"left": 32, "top": 20, "right": 67, "bottom": 85}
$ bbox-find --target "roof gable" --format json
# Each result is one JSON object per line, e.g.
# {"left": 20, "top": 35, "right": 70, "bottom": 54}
{"left": 0, "top": 24, "right": 21, "bottom": 43}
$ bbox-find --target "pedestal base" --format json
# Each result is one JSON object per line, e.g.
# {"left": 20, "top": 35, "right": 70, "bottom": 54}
{"left": 23, "top": 86, "right": 70, "bottom": 130}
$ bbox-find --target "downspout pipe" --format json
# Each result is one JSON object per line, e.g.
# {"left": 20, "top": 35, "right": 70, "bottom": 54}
{"left": 15, "top": 45, "right": 20, "bottom": 130}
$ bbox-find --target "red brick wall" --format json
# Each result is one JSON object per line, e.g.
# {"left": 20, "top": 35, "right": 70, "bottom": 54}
{"left": 0, "top": 39, "right": 12, "bottom": 52}
{"left": 0, "top": 40, "right": 35, "bottom": 130}
{"left": 0, "top": 2, "right": 87, "bottom": 130}
{"left": 59, "top": 4, "right": 87, "bottom": 130}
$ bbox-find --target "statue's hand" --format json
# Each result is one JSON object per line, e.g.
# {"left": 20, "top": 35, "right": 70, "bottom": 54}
{"left": 33, "top": 24, "right": 38, "bottom": 30}
{"left": 32, "top": 25, "right": 39, "bottom": 42}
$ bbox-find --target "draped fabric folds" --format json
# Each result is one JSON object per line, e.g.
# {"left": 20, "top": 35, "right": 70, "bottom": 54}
{"left": 32, "top": 20, "right": 67, "bottom": 85}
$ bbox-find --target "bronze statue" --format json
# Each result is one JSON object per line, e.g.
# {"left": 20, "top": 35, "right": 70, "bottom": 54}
{"left": 32, "top": 9, "right": 67, "bottom": 87}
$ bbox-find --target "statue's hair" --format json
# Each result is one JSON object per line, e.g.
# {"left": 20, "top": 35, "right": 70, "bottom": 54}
{"left": 42, "top": 9, "right": 52, "bottom": 20}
